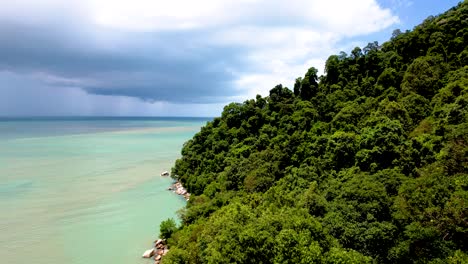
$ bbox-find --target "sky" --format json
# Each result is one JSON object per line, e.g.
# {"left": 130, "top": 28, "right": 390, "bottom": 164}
{"left": 0, "top": 0, "right": 462, "bottom": 117}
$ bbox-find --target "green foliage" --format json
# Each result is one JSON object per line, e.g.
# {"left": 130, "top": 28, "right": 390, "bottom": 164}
{"left": 325, "top": 247, "right": 372, "bottom": 264}
{"left": 165, "top": 3, "right": 468, "bottom": 263}
{"left": 401, "top": 55, "right": 446, "bottom": 99}
{"left": 159, "top": 218, "right": 177, "bottom": 239}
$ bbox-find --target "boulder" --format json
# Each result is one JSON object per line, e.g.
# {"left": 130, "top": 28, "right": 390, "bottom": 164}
{"left": 142, "top": 248, "right": 155, "bottom": 258}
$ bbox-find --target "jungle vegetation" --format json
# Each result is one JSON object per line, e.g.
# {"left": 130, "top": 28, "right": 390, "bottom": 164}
{"left": 161, "top": 2, "right": 468, "bottom": 263}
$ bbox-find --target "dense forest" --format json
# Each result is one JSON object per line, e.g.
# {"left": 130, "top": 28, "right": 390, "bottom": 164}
{"left": 161, "top": 2, "right": 467, "bottom": 263}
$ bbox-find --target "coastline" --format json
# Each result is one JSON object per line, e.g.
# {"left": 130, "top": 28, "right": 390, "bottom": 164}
{"left": 142, "top": 177, "right": 190, "bottom": 263}
{"left": 168, "top": 181, "right": 191, "bottom": 201}
{"left": 142, "top": 239, "right": 169, "bottom": 263}
{"left": 0, "top": 118, "right": 196, "bottom": 264}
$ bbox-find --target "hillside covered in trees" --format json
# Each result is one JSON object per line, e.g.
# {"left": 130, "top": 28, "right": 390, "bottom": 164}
{"left": 162, "top": 2, "right": 467, "bottom": 263}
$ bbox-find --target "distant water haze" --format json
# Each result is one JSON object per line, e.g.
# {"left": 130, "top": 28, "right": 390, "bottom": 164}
{"left": 0, "top": 117, "right": 208, "bottom": 264}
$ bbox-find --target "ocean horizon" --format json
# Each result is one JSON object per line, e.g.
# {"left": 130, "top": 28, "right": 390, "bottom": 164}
{"left": 0, "top": 117, "right": 209, "bottom": 264}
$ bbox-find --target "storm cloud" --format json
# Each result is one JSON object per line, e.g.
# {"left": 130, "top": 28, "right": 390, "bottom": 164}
{"left": 0, "top": 19, "right": 248, "bottom": 103}
{"left": 0, "top": 0, "right": 403, "bottom": 115}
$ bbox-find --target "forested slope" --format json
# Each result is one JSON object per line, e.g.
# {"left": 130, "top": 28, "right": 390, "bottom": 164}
{"left": 163, "top": 2, "right": 468, "bottom": 263}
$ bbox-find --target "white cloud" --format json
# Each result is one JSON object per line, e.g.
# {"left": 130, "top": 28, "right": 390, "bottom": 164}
{"left": 0, "top": 0, "right": 399, "bottom": 115}
{"left": 84, "top": 0, "right": 398, "bottom": 34}
{"left": 85, "top": 0, "right": 397, "bottom": 101}
{"left": 0, "top": 0, "right": 85, "bottom": 25}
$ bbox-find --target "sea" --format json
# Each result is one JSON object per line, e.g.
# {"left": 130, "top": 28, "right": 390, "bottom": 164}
{"left": 0, "top": 117, "right": 209, "bottom": 264}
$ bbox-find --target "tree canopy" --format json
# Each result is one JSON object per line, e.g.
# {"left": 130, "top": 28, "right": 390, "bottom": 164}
{"left": 162, "top": 2, "right": 468, "bottom": 263}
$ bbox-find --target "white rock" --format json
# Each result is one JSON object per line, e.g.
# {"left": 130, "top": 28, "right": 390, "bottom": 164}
{"left": 142, "top": 248, "right": 155, "bottom": 258}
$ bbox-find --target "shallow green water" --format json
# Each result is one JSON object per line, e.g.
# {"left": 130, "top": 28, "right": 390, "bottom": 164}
{"left": 0, "top": 118, "right": 207, "bottom": 264}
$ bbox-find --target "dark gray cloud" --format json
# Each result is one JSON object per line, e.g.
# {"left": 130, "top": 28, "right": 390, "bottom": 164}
{"left": 0, "top": 0, "right": 404, "bottom": 116}
{"left": 0, "top": 20, "right": 247, "bottom": 103}
{"left": 0, "top": 71, "right": 226, "bottom": 116}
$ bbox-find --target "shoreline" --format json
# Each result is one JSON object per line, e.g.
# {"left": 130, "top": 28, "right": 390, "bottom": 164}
{"left": 168, "top": 181, "right": 191, "bottom": 201}
{"left": 142, "top": 239, "right": 169, "bottom": 263}
{"left": 142, "top": 178, "right": 190, "bottom": 263}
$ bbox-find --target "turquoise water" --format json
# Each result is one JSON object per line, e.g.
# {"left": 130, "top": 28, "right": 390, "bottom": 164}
{"left": 0, "top": 117, "right": 207, "bottom": 264}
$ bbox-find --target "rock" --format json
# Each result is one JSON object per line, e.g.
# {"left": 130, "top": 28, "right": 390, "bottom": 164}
{"left": 161, "top": 171, "right": 169, "bottom": 176}
{"left": 142, "top": 248, "right": 155, "bottom": 258}
{"left": 155, "top": 255, "right": 162, "bottom": 261}
{"left": 163, "top": 249, "right": 169, "bottom": 255}
{"left": 169, "top": 181, "right": 191, "bottom": 201}
{"left": 155, "top": 239, "right": 163, "bottom": 245}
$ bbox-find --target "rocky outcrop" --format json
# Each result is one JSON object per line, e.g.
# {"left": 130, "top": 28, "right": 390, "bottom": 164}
{"left": 142, "top": 239, "right": 170, "bottom": 263}
{"left": 154, "top": 239, "right": 169, "bottom": 264}
{"left": 142, "top": 239, "right": 169, "bottom": 263}
{"left": 168, "top": 181, "right": 191, "bottom": 200}
{"left": 142, "top": 182, "right": 189, "bottom": 262}
{"left": 142, "top": 248, "right": 155, "bottom": 258}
